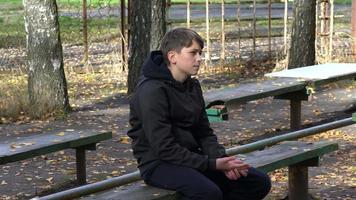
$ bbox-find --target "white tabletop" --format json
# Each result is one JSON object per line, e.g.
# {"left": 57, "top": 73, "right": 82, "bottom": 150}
{"left": 265, "top": 63, "right": 356, "bottom": 80}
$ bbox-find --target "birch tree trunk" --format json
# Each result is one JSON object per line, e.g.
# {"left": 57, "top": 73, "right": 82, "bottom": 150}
{"left": 24, "top": 0, "right": 70, "bottom": 118}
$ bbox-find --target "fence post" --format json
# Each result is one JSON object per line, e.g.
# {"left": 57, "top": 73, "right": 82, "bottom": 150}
{"left": 205, "top": 0, "right": 211, "bottom": 65}
{"left": 127, "top": 0, "right": 131, "bottom": 51}
{"left": 252, "top": 0, "right": 256, "bottom": 57}
{"left": 120, "top": 0, "right": 126, "bottom": 71}
{"left": 268, "top": 0, "right": 272, "bottom": 57}
{"left": 187, "top": 0, "right": 191, "bottom": 28}
{"left": 221, "top": 0, "right": 225, "bottom": 61}
{"left": 352, "top": 0, "right": 356, "bottom": 59}
{"left": 329, "top": 0, "right": 334, "bottom": 60}
{"left": 284, "top": 0, "right": 288, "bottom": 55}
{"left": 82, "top": 0, "right": 89, "bottom": 69}
{"left": 237, "top": 0, "right": 241, "bottom": 59}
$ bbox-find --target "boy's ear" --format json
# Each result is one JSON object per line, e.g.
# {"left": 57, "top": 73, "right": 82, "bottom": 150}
{"left": 167, "top": 51, "right": 177, "bottom": 65}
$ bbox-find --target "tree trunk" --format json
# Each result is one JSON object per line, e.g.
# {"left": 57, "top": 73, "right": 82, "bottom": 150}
{"left": 127, "top": 0, "right": 167, "bottom": 94}
{"left": 288, "top": 0, "right": 316, "bottom": 69}
{"left": 150, "top": 0, "right": 167, "bottom": 51}
{"left": 24, "top": 0, "right": 70, "bottom": 118}
{"left": 127, "top": 0, "right": 151, "bottom": 95}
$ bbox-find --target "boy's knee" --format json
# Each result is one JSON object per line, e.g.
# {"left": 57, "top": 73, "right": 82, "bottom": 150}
{"left": 205, "top": 185, "right": 223, "bottom": 200}
{"left": 191, "top": 183, "right": 223, "bottom": 200}
{"left": 256, "top": 171, "right": 272, "bottom": 198}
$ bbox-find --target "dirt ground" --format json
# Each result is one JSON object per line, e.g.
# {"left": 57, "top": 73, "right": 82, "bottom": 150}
{"left": 0, "top": 79, "right": 355, "bottom": 200}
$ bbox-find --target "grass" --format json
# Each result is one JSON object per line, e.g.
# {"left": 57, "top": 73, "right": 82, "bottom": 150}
{"left": 334, "top": 0, "right": 352, "bottom": 4}
{"left": 0, "top": 71, "right": 127, "bottom": 122}
{"left": 0, "top": 74, "right": 29, "bottom": 120}
{"left": 0, "top": 14, "right": 121, "bottom": 48}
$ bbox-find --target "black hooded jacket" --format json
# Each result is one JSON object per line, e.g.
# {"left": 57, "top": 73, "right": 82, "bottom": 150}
{"left": 127, "top": 51, "right": 226, "bottom": 176}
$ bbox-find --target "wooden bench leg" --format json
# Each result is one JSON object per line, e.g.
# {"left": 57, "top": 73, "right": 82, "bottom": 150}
{"left": 288, "top": 165, "right": 308, "bottom": 200}
{"left": 290, "top": 99, "right": 301, "bottom": 130}
{"left": 76, "top": 147, "right": 87, "bottom": 185}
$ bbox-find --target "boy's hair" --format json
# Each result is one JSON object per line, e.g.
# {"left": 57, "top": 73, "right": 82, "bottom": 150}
{"left": 160, "top": 28, "right": 204, "bottom": 64}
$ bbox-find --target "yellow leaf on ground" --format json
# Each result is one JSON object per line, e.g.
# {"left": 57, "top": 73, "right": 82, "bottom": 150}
{"left": 46, "top": 177, "right": 54, "bottom": 183}
{"left": 110, "top": 171, "right": 120, "bottom": 175}
{"left": 119, "top": 136, "right": 131, "bottom": 144}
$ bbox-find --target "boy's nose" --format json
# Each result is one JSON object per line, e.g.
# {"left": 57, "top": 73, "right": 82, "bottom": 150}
{"left": 196, "top": 54, "right": 202, "bottom": 62}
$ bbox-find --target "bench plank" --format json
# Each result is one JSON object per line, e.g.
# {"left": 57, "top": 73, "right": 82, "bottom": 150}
{"left": 0, "top": 129, "right": 112, "bottom": 165}
{"left": 240, "top": 140, "right": 338, "bottom": 173}
{"left": 83, "top": 141, "right": 338, "bottom": 200}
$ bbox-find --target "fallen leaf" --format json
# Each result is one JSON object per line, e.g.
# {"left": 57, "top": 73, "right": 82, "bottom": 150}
{"left": 46, "top": 177, "right": 54, "bottom": 183}
{"left": 57, "top": 132, "right": 65, "bottom": 136}
{"left": 119, "top": 136, "right": 131, "bottom": 144}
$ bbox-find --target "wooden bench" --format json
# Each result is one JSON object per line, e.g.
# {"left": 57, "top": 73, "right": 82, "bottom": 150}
{"left": 0, "top": 129, "right": 112, "bottom": 185}
{"left": 82, "top": 140, "right": 338, "bottom": 200}
{"left": 204, "top": 63, "right": 356, "bottom": 129}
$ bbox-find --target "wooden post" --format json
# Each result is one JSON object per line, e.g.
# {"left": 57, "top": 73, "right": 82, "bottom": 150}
{"left": 237, "top": 0, "right": 241, "bottom": 59}
{"left": 329, "top": 0, "right": 334, "bottom": 60}
{"left": 187, "top": 0, "right": 191, "bottom": 28}
{"left": 82, "top": 0, "right": 89, "bottom": 66}
{"left": 352, "top": 0, "right": 356, "bottom": 59}
{"left": 76, "top": 147, "right": 87, "bottom": 185}
{"left": 268, "top": 0, "right": 272, "bottom": 57}
{"left": 221, "top": 0, "right": 225, "bottom": 61}
{"left": 252, "top": 0, "right": 256, "bottom": 57}
{"left": 320, "top": 0, "right": 329, "bottom": 59}
{"left": 284, "top": 0, "right": 288, "bottom": 55}
{"left": 205, "top": 0, "right": 211, "bottom": 64}
{"left": 120, "top": 0, "right": 126, "bottom": 71}
{"left": 288, "top": 165, "right": 309, "bottom": 200}
{"left": 290, "top": 100, "right": 302, "bottom": 130}
{"left": 127, "top": 0, "right": 131, "bottom": 50}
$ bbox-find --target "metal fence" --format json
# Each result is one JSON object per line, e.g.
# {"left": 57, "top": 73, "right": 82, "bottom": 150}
{"left": 0, "top": 0, "right": 353, "bottom": 73}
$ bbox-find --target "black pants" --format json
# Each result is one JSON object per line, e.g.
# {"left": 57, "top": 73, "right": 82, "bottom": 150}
{"left": 142, "top": 163, "right": 271, "bottom": 200}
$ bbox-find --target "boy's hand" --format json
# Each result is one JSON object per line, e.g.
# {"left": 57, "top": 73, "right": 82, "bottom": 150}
{"left": 216, "top": 156, "right": 250, "bottom": 171}
{"left": 224, "top": 168, "right": 249, "bottom": 180}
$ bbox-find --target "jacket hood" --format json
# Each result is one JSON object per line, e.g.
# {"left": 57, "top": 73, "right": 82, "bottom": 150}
{"left": 141, "top": 51, "right": 173, "bottom": 80}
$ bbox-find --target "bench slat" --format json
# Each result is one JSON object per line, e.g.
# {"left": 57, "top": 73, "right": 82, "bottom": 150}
{"left": 240, "top": 140, "right": 338, "bottom": 173}
{"left": 0, "top": 129, "right": 112, "bottom": 165}
{"left": 83, "top": 141, "right": 338, "bottom": 200}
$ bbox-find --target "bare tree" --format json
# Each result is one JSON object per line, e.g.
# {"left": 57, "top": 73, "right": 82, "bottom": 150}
{"left": 288, "top": 0, "right": 316, "bottom": 69}
{"left": 127, "top": 0, "right": 167, "bottom": 94}
{"left": 24, "top": 0, "right": 70, "bottom": 118}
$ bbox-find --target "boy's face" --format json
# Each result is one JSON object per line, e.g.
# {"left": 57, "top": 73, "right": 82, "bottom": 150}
{"left": 168, "top": 40, "right": 203, "bottom": 80}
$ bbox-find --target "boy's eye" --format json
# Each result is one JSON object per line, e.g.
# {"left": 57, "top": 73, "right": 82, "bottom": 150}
{"left": 190, "top": 51, "right": 202, "bottom": 55}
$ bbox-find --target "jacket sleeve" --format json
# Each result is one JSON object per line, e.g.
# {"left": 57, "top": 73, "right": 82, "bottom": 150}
{"left": 193, "top": 81, "right": 227, "bottom": 159}
{"left": 137, "top": 83, "right": 216, "bottom": 171}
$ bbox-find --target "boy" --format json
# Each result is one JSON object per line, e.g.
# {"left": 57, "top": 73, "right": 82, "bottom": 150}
{"left": 128, "top": 28, "right": 271, "bottom": 200}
